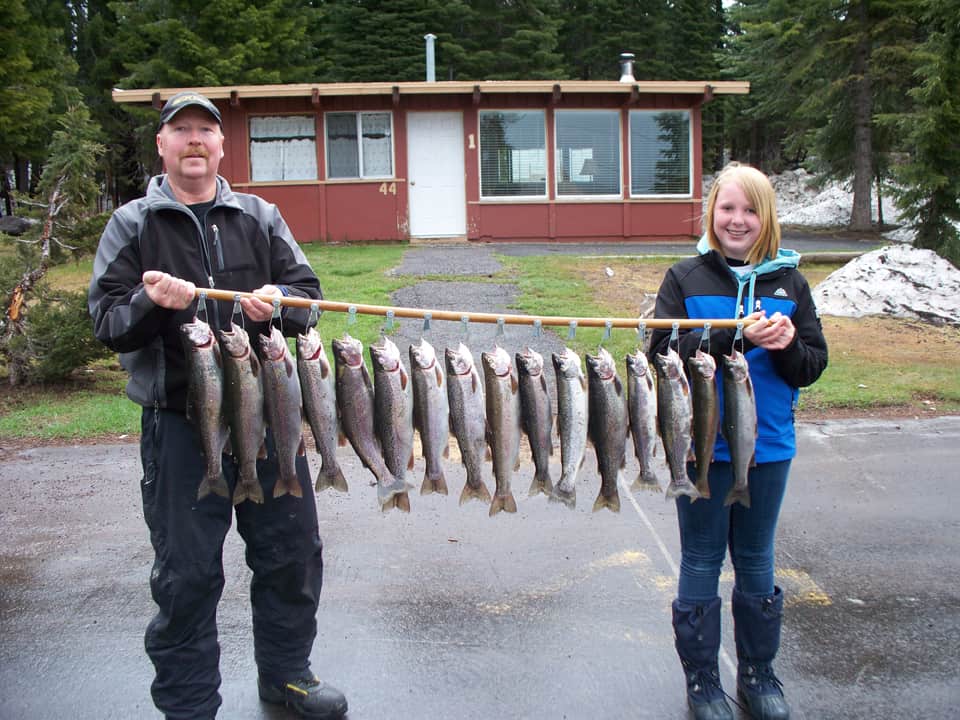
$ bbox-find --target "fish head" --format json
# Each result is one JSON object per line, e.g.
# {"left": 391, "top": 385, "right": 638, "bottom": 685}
{"left": 654, "top": 348, "right": 684, "bottom": 381}
{"left": 180, "top": 319, "right": 215, "bottom": 350}
{"left": 552, "top": 347, "right": 583, "bottom": 379}
{"left": 219, "top": 322, "right": 252, "bottom": 358}
{"left": 625, "top": 349, "right": 651, "bottom": 378}
{"left": 409, "top": 337, "right": 437, "bottom": 370}
{"left": 296, "top": 326, "right": 324, "bottom": 362}
{"left": 722, "top": 349, "right": 750, "bottom": 383}
{"left": 369, "top": 336, "right": 401, "bottom": 373}
{"left": 482, "top": 345, "right": 512, "bottom": 377}
{"left": 515, "top": 347, "right": 544, "bottom": 377}
{"left": 332, "top": 333, "right": 364, "bottom": 368}
{"left": 688, "top": 348, "right": 717, "bottom": 379}
{"left": 585, "top": 346, "right": 616, "bottom": 381}
{"left": 258, "top": 326, "right": 289, "bottom": 361}
{"left": 445, "top": 343, "right": 475, "bottom": 376}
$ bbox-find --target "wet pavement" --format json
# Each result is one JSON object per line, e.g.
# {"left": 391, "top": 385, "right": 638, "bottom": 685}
{"left": 2, "top": 239, "right": 957, "bottom": 719}
{"left": 2, "top": 417, "right": 958, "bottom": 719}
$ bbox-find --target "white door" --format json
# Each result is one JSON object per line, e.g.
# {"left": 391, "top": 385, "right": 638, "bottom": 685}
{"left": 407, "top": 112, "right": 466, "bottom": 238}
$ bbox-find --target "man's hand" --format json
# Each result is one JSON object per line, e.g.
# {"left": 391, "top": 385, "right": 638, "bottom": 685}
{"left": 241, "top": 285, "right": 283, "bottom": 323}
{"left": 743, "top": 310, "right": 796, "bottom": 351}
{"left": 142, "top": 271, "right": 196, "bottom": 310}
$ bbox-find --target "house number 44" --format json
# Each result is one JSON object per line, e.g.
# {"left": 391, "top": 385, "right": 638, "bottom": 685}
{"left": 379, "top": 182, "right": 397, "bottom": 195}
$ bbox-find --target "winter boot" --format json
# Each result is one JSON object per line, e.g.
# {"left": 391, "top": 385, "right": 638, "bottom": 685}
{"left": 672, "top": 596, "right": 734, "bottom": 720}
{"left": 732, "top": 586, "right": 791, "bottom": 720}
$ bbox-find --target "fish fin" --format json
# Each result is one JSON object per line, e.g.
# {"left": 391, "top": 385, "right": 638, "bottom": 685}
{"left": 284, "top": 353, "right": 295, "bottom": 379}
{"left": 724, "top": 485, "right": 750, "bottom": 509}
{"left": 510, "top": 373, "right": 519, "bottom": 394}
{"left": 548, "top": 486, "right": 577, "bottom": 509}
{"left": 298, "top": 436, "right": 306, "bottom": 456}
{"left": 471, "top": 371, "right": 479, "bottom": 394}
{"left": 489, "top": 492, "right": 518, "bottom": 516}
{"left": 320, "top": 359, "right": 330, "bottom": 380}
{"left": 442, "top": 442, "right": 450, "bottom": 459}
{"left": 338, "top": 431, "right": 348, "bottom": 448}
{"left": 459, "top": 480, "right": 492, "bottom": 506}
{"left": 251, "top": 353, "right": 261, "bottom": 377}
{"left": 694, "top": 474, "right": 711, "bottom": 499}
{"left": 528, "top": 471, "right": 554, "bottom": 498}
{"left": 666, "top": 477, "right": 702, "bottom": 502}
{"left": 407, "top": 452, "right": 415, "bottom": 471}
{"left": 258, "top": 440, "right": 268, "bottom": 459}
{"left": 420, "top": 471, "right": 448, "bottom": 496}
{"left": 316, "top": 464, "right": 348, "bottom": 493}
{"left": 593, "top": 490, "right": 621, "bottom": 513}
{"left": 613, "top": 375, "right": 623, "bottom": 396}
{"left": 484, "top": 445, "right": 492, "bottom": 461}
{"left": 631, "top": 470, "right": 662, "bottom": 493}
{"left": 434, "top": 365, "right": 443, "bottom": 388}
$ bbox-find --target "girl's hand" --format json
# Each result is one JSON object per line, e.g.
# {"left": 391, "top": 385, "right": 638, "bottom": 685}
{"left": 744, "top": 310, "right": 795, "bottom": 351}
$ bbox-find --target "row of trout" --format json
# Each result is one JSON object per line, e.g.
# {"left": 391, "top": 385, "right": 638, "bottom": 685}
{"left": 181, "top": 316, "right": 757, "bottom": 515}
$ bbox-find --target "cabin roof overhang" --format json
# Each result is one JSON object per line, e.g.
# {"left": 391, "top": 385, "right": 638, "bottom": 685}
{"left": 113, "top": 79, "right": 749, "bottom": 107}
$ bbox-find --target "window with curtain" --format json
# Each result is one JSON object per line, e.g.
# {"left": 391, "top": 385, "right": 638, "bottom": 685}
{"left": 325, "top": 112, "right": 393, "bottom": 179}
{"left": 479, "top": 111, "right": 547, "bottom": 198}
{"left": 554, "top": 110, "right": 621, "bottom": 198}
{"left": 249, "top": 116, "right": 317, "bottom": 182}
{"left": 630, "top": 110, "right": 691, "bottom": 196}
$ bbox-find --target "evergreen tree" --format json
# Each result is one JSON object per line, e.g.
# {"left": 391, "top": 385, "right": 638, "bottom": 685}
{"left": 882, "top": 0, "right": 960, "bottom": 266}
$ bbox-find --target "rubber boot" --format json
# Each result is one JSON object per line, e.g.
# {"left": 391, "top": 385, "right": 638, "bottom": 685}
{"left": 732, "top": 586, "right": 791, "bottom": 720}
{"left": 672, "top": 597, "right": 734, "bottom": 720}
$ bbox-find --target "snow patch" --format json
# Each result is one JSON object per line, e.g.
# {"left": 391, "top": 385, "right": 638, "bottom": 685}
{"left": 813, "top": 244, "right": 960, "bottom": 325}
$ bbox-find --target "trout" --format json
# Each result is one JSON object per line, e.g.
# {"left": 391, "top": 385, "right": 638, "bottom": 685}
{"left": 687, "top": 349, "right": 719, "bottom": 499}
{"left": 655, "top": 347, "right": 700, "bottom": 501}
{"left": 220, "top": 322, "right": 266, "bottom": 505}
{"left": 586, "top": 347, "right": 628, "bottom": 512}
{"left": 259, "top": 326, "right": 306, "bottom": 499}
{"left": 551, "top": 348, "right": 588, "bottom": 509}
{"left": 445, "top": 343, "right": 492, "bottom": 505}
{"left": 625, "top": 349, "right": 661, "bottom": 493}
{"left": 516, "top": 348, "right": 554, "bottom": 498}
{"left": 482, "top": 345, "right": 521, "bottom": 516}
{"left": 297, "top": 327, "right": 347, "bottom": 493}
{"left": 181, "top": 317, "right": 230, "bottom": 500}
{"left": 722, "top": 349, "right": 757, "bottom": 508}
{"left": 332, "top": 334, "right": 408, "bottom": 511}
{"left": 409, "top": 338, "right": 450, "bottom": 496}
{"left": 369, "top": 336, "right": 415, "bottom": 509}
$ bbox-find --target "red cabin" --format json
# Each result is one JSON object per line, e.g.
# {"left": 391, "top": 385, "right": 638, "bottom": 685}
{"left": 114, "top": 78, "right": 748, "bottom": 244}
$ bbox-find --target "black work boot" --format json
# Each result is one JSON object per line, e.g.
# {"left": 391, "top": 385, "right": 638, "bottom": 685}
{"left": 258, "top": 673, "right": 348, "bottom": 720}
{"left": 672, "top": 596, "right": 734, "bottom": 720}
{"left": 732, "top": 586, "right": 791, "bottom": 720}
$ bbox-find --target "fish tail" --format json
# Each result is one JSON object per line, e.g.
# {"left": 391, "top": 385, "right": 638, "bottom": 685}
{"left": 592, "top": 490, "right": 621, "bottom": 513}
{"left": 460, "top": 479, "right": 492, "bottom": 506}
{"left": 528, "top": 469, "right": 554, "bottom": 498}
{"left": 233, "top": 467, "right": 265, "bottom": 505}
{"left": 198, "top": 469, "right": 230, "bottom": 501}
{"left": 489, "top": 492, "right": 518, "bottom": 516}
{"left": 420, "top": 469, "right": 448, "bottom": 496}
{"left": 631, "top": 469, "right": 662, "bottom": 493}
{"left": 377, "top": 473, "right": 408, "bottom": 507}
{"left": 549, "top": 483, "right": 577, "bottom": 509}
{"left": 381, "top": 491, "right": 411, "bottom": 513}
{"left": 273, "top": 467, "right": 303, "bottom": 499}
{"left": 316, "top": 463, "right": 349, "bottom": 493}
{"left": 694, "top": 470, "right": 712, "bottom": 499}
{"left": 724, "top": 483, "right": 750, "bottom": 509}
{"left": 665, "top": 476, "right": 702, "bottom": 502}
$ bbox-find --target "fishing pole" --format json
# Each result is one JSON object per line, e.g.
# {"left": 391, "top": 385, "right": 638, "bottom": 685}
{"left": 194, "top": 287, "right": 758, "bottom": 330}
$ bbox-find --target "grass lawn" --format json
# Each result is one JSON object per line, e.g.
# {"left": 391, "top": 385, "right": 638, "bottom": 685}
{"left": 2, "top": 244, "right": 958, "bottom": 444}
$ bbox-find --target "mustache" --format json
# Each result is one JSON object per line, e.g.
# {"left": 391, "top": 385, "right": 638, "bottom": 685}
{"left": 179, "top": 147, "right": 210, "bottom": 160}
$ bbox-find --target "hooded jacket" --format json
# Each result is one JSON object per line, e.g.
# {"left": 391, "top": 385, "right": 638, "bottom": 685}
{"left": 647, "top": 236, "right": 828, "bottom": 463}
{"left": 89, "top": 175, "right": 321, "bottom": 413}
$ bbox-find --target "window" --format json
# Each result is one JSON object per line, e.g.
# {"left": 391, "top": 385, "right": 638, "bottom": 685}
{"left": 325, "top": 112, "right": 393, "bottom": 179}
{"left": 479, "top": 111, "right": 547, "bottom": 198}
{"left": 554, "top": 110, "right": 621, "bottom": 197}
{"left": 630, "top": 110, "right": 691, "bottom": 196}
{"left": 249, "top": 116, "right": 317, "bottom": 182}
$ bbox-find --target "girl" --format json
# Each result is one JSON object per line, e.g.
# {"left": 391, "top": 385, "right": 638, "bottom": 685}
{"left": 648, "top": 162, "right": 828, "bottom": 720}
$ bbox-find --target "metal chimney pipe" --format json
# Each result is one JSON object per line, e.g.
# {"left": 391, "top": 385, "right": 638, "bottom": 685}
{"left": 619, "top": 52, "right": 636, "bottom": 83}
{"left": 425, "top": 33, "right": 437, "bottom": 82}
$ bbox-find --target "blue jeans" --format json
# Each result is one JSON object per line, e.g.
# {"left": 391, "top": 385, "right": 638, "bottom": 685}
{"left": 676, "top": 459, "right": 791, "bottom": 602}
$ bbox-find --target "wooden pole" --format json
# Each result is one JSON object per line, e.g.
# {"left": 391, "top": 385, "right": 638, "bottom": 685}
{"left": 195, "top": 287, "right": 756, "bottom": 330}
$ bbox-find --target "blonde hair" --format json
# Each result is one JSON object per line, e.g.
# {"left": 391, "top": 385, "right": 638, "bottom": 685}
{"left": 704, "top": 162, "right": 781, "bottom": 265}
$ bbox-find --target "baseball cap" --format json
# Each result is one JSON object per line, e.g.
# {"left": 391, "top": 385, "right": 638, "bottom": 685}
{"left": 158, "top": 91, "right": 222, "bottom": 128}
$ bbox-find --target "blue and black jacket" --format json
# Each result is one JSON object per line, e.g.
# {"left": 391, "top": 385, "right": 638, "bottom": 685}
{"left": 647, "top": 237, "right": 828, "bottom": 464}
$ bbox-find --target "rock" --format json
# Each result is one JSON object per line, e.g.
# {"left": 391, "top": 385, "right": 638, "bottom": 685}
{"left": 0, "top": 215, "right": 35, "bottom": 236}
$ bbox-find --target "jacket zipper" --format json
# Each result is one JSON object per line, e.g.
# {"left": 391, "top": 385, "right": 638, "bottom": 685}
{"left": 211, "top": 224, "right": 225, "bottom": 272}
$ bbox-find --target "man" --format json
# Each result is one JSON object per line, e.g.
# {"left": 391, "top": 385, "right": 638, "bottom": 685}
{"left": 89, "top": 91, "right": 348, "bottom": 720}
